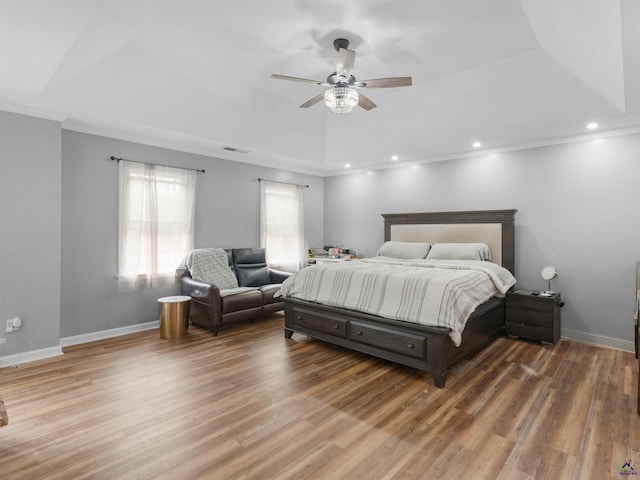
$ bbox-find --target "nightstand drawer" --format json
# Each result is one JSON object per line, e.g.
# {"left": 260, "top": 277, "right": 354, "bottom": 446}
{"left": 506, "top": 321, "right": 554, "bottom": 343}
{"left": 506, "top": 294, "right": 555, "bottom": 313}
{"left": 506, "top": 306, "right": 554, "bottom": 328}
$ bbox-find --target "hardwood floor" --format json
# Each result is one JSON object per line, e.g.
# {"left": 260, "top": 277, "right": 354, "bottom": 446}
{"left": 1, "top": 314, "right": 638, "bottom": 479}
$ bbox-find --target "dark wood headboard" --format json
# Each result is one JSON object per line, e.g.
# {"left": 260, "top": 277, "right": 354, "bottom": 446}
{"left": 382, "top": 209, "right": 517, "bottom": 275}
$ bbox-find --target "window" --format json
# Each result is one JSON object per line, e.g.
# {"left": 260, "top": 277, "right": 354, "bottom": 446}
{"left": 118, "top": 160, "right": 196, "bottom": 290}
{"left": 260, "top": 180, "right": 305, "bottom": 272}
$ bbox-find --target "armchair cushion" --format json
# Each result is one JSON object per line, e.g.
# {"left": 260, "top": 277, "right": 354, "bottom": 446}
{"left": 219, "top": 287, "right": 258, "bottom": 297}
{"left": 233, "top": 248, "right": 271, "bottom": 287}
{"left": 221, "top": 289, "right": 262, "bottom": 314}
{"left": 258, "top": 284, "right": 283, "bottom": 306}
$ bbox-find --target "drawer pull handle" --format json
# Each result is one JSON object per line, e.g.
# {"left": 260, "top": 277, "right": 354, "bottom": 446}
{"left": 297, "top": 315, "right": 302, "bottom": 320}
{"left": 520, "top": 306, "right": 544, "bottom": 313}
{"left": 333, "top": 325, "right": 339, "bottom": 330}
{"left": 356, "top": 331, "right": 363, "bottom": 335}
{"left": 407, "top": 343, "right": 414, "bottom": 349}
{"left": 520, "top": 322, "right": 538, "bottom": 327}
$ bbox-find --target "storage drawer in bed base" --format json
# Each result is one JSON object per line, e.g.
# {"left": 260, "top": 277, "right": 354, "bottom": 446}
{"left": 285, "top": 301, "right": 437, "bottom": 374}
{"left": 289, "top": 306, "right": 348, "bottom": 339}
{"left": 283, "top": 297, "right": 505, "bottom": 388}
{"left": 350, "top": 320, "right": 428, "bottom": 360}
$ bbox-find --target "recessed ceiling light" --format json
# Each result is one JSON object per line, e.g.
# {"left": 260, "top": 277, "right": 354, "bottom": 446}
{"left": 345, "top": 163, "right": 351, "bottom": 168}
{"left": 391, "top": 155, "right": 399, "bottom": 161}
{"left": 472, "top": 142, "right": 482, "bottom": 148}
{"left": 587, "top": 122, "right": 599, "bottom": 129}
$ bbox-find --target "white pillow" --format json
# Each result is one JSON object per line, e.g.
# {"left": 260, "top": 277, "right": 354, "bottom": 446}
{"left": 426, "top": 243, "right": 492, "bottom": 261}
{"left": 376, "top": 241, "right": 431, "bottom": 259}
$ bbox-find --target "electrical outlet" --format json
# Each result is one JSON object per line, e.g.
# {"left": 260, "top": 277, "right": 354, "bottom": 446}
{"left": 0, "top": 337, "right": 6, "bottom": 345}
{"left": 5, "top": 317, "right": 21, "bottom": 333}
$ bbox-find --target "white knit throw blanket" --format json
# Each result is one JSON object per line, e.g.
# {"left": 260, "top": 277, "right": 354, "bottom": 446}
{"left": 176, "top": 248, "right": 239, "bottom": 289}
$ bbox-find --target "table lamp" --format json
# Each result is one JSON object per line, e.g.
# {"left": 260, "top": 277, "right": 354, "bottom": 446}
{"left": 540, "top": 265, "right": 558, "bottom": 296}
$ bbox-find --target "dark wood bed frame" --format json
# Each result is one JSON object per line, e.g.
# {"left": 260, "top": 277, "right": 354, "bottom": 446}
{"left": 284, "top": 209, "right": 517, "bottom": 388}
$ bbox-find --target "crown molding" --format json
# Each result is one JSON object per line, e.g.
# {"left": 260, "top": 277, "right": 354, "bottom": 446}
{"left": 62, "top": 119, "right": 326, "bottom": 177}
{"left": 3, "top": 103, "right": 638, "bottom": 178}
{"left": 0, "top": 103, "right": 68, "bottom": 122}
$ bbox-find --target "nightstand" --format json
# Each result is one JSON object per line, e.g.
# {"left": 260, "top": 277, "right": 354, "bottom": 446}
{"left": 506, "top": 289, "right": 562, "bottom": 344}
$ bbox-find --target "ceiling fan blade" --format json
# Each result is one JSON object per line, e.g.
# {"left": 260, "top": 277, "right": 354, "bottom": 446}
{"left": 271, "top": 74, "right": 324, "bottom": 85}
{"left": 358, "top": 77, "right": 412, "bottom": 88}
{"left": 357, "top": 92, "right": 377, "bottom": 111}
{"left": 336, "top": 48, "right": 356, "bottom": 77}
{"left": 299, "top": 93, "right": 325, "bottom": 108}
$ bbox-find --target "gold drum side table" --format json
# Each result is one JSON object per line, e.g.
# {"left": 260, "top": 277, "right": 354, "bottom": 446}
{"left": 158, "top": 295, "right": 191, "bottom": 339}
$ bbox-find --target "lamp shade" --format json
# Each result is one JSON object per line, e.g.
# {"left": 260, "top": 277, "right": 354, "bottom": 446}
{"left": 540, "top": 265, "right": 558, "bottom": 296}
{"left": 540, "top": 265, "right": 557, "bottom": 281}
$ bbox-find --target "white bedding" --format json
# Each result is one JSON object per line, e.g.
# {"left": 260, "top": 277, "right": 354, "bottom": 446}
{"left": 278, "top": 257, "right": 516, "bottom": 346}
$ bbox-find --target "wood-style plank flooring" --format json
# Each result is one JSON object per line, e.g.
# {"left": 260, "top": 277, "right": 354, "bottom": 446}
{"left": 1, "top": 314, "right": 638, "bottom": 479}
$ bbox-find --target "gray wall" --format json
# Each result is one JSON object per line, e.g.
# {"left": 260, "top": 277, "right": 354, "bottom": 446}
{"left": 61, "top": 130, "right": 324, "bottom": 337}
{"left": 324, "top": 133, "right": 640, "bottom": 345}
{"left": 0, "top": 111, "right": 62, "bottom": 355}
{"left": 2, "top": 107, "right": 637, "bottom": 357}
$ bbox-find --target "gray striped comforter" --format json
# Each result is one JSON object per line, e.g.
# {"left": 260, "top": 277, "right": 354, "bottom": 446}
{"left": 278, "top": 257, "right": 516, "bottom": 346}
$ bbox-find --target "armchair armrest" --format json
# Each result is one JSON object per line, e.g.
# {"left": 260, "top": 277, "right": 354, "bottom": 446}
{"left": 180, "top": 275, "right": 224, "bottom": 335}
{"left": 269, "top": 268, "right": 293, "bottom": 284}
{"left": 181, "top": 276, "right": 220, "bottom": 303}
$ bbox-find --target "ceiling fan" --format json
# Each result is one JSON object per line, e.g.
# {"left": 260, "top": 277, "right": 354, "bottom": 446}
{"left": 271, "top": 38, "right": 412, "bottom": 114}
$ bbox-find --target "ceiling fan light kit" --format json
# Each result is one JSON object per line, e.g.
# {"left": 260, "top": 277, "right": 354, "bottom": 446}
{"left": 272, "top": 38, "right": 412, "bottom": 114}
{"left": 324, "top": 86, "right": 359, "bottom": 114}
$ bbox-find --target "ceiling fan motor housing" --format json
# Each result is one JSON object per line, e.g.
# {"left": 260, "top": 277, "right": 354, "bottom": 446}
{"left": 333, "top": 38, "right": 350, "bottom": 51}
{"left": 326, "top": 73, "right": 356, "bottom": 86}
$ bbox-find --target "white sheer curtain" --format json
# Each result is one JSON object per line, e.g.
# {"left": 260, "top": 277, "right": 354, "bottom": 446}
{"left": 260, "top": 180, "right": 305, "bottom": 272}
{"left": 118, "top": 160, "right": 196, "bottom": 290}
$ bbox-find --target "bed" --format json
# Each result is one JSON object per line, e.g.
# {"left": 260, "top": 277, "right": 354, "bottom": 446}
{"left": 282, "top": 209, "right": 517, "bottom": 388}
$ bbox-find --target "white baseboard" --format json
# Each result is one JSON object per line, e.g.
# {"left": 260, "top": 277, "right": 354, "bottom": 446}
{"left": 561, "top": 328, "right": 635, "bottom": 352}
{"left": 0, "top": 321, "right": 159, "bottom": 369}
{"left": 60, "top": 321, "right": 160, "bottom": 347}
{"left": 0, "top": 346, "right": 63, "bottom": 368}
